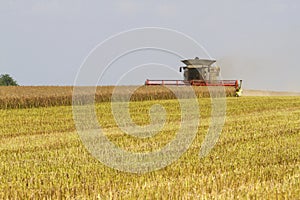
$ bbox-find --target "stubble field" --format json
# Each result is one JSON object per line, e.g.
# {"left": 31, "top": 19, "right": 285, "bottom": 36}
{"left": 0, "top": 86, "right": 299, "bottom": 199}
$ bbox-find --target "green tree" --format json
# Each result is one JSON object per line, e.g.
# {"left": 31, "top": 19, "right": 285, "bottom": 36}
{"left": 0, "top": 74, "right": 18, "bottom": 86}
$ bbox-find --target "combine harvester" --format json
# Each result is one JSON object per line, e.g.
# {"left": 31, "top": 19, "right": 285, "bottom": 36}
{"left": 145, "top": 57, "right": 243, "bottom": 96}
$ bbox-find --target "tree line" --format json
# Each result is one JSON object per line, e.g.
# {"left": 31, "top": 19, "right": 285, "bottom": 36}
{"left": 0, "top": 74, "right": 18, "bottom": 86}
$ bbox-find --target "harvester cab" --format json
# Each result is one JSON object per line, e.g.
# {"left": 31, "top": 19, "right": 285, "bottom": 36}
{"left": 180, "top": 57, "right": 219, "bottom": 82}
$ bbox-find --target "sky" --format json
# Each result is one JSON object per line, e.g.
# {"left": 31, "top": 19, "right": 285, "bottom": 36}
{"left": 0, "top": 0, "right": 299, "bottom": 92}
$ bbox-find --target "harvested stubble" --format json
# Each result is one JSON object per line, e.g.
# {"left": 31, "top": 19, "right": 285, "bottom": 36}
{"left": 0, "top": 96, "right": 299, "bottom": 199}
{"left": 0, "top": 86, "right": 236, "bottom": 109}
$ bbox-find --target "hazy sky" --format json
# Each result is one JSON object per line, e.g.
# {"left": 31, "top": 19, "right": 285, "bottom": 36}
{"left": 1, "top": 0, "right": 299, "bottom": 91}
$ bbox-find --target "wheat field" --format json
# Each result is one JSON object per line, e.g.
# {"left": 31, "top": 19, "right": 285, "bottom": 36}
{"left": 0, "top": 86, "right": 236, "bottom": 109}
{"left": 0, "top": 86, "right": 299, "bottom": 199}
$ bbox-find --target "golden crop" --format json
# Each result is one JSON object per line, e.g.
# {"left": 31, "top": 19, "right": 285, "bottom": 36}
{"left": 0, "top": 86, "right": 299, "bottom": 199}
{"left": 0, "top": 86, "right": 236, "bottom": 109}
